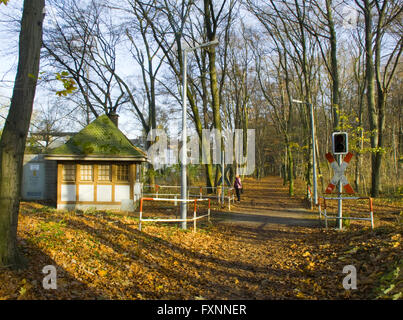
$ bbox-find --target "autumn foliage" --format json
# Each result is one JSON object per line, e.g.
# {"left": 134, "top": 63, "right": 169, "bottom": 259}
{"left": 0, "top": 177, "right": 401, "bottom": 300}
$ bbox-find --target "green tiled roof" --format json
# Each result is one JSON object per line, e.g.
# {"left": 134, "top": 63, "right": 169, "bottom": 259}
{"left": 48, "top": 115, "right": 147, "bottom": 159}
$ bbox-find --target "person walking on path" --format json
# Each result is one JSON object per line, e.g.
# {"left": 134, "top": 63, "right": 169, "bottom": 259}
{"left": 234, "top": 175, "right": 242, "bottom": 202}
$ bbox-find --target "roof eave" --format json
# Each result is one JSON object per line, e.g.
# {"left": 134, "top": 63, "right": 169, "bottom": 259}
{"left": 44, "top": 154, "right": 148, "bottom": 162}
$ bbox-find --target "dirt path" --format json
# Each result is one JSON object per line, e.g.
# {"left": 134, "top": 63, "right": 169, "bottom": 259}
{"left": 216, "top": 176, "right": 319, "bottom": 229}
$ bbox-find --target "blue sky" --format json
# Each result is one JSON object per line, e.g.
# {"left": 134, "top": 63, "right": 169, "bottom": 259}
{"left": 0, "top": 0, "right": 183, "bottom": 139}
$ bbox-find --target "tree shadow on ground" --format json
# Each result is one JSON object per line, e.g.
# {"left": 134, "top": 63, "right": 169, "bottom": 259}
{"left": 212, "top": 210, "right": 320, "bottom": 229}
{"left": 0, "top": 241, "right": 99, "bottom": 300}
{"left": 46, "top": 213, "right": 332, "bottom": 299}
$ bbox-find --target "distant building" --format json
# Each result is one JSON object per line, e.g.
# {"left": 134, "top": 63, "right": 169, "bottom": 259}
{"left": 22, "top": 114, "right": 148, "bottom": 212}
{"left": 130, "top": 137, "right": 147, "bottom": 150}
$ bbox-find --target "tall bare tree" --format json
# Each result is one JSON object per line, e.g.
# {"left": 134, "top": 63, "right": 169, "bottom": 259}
{"left": 0, "top": 0, "right": 45, "bottom": 268}
{"left": 355, "top": 0, "right": 402, "bottom": 196}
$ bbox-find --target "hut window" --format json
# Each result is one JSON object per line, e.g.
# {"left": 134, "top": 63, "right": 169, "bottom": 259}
{"left": 63, "top": 164, "right": 76, "bottom": 182}
{"left": 80, "top": 164, "right": 93, "bottom": 181}
{"left": 116, "top": 164, "right": 129, "bottom": 181}
{"left": 98, "top": 164, "right": 111, "bottom": 181}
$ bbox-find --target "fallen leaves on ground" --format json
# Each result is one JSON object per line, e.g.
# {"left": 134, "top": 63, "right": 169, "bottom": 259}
{"left": 0, "top": 176, "right": 401, "bottom": 300}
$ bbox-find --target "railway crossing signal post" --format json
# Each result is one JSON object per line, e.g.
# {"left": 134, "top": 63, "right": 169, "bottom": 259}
{"left": 326, "top": 132, "right": 354, "bottom": 230}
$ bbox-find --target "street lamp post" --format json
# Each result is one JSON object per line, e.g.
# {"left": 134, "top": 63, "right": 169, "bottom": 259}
{"left": 221, "top": 135, "right": 226, "bottom": 205}
{"left": 181, "top": 39, "right": 219, "bottom": 229}
{"left": 292, "top": 99, "right": 318, "bottom": 206}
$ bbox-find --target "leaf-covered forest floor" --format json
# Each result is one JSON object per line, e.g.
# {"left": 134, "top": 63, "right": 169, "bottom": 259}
{"left": 0, "top": 176, "right": 401, "bottom": 300}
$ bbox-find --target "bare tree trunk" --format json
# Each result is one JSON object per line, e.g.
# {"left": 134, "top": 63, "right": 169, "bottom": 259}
{"left": 360, "top": 0, "right": 402, "bottom": 196}
{"left": 0, "top": 0, "right": 45, "bottom": 268}
{"left": 353, "top": 52, "right": 366, "bottom": 193}
{"left": 197, "top": 49, "right": 216, "bottom": 191}
{"left": 362, "top": 0, "right": 378, "bottom": 196}
{"left": 325, "top": 0, "right": 340, "bottom": 129}
{"left": 287, "top": 142, "right": 294, "bottom": 196}
{"left": 203, "top": 0, "right": 224, "bottom": 186}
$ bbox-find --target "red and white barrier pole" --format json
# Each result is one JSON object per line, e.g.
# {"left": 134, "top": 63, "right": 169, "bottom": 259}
{"left": 193, "top": 199, "right": 197, "bottom": 232}
{"left": 138, "top": 197, "right": 211, "bottom": 232}
{"left": 208, "top": 199, "right": 211, "bottom": 222}
{"left": 139, "top": 197, "right": 144, "bottom": 231}
{"left": 227, "top": 189, "right": 232, "bottom": 210}
{"left": 319, "top": 196, "right": 375, "bottom": 229}
{"left": 369, "top": 197, "right": 374, "bottom": 229}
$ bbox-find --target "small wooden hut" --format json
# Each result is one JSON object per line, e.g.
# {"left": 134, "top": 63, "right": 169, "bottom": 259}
{"left": 45, "top": 114, "right": 147, "bottom": 211}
